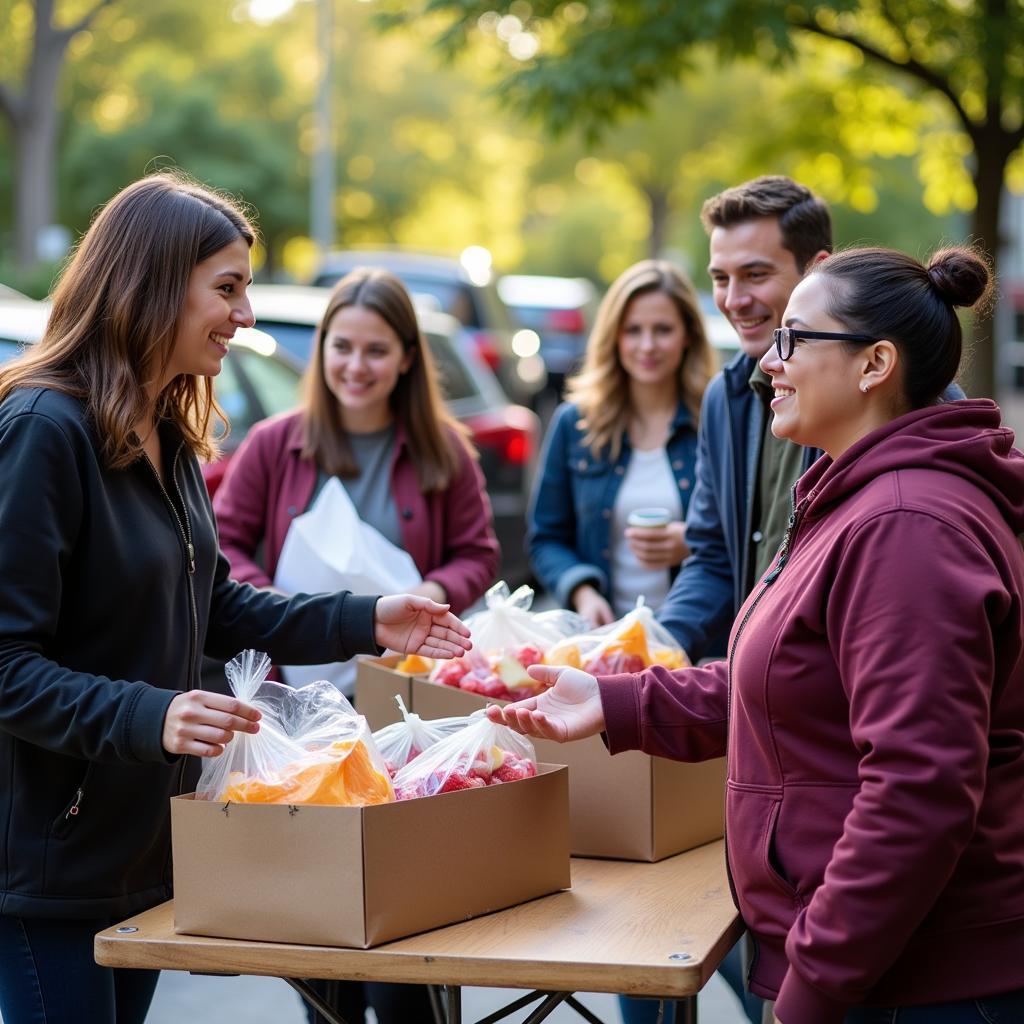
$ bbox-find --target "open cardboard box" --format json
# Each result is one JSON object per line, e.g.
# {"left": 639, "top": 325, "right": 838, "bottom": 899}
{"left": 172, "top": 763, "right": 569, "bottom": 948}
{"left": 354, "top": 659, "right": 726, "bottom": 862}
{"left": 414, "top": 680, "right": 725, "bottom": 862}
{"left": 355, "top": 654, "right": 427, "bottom": 729}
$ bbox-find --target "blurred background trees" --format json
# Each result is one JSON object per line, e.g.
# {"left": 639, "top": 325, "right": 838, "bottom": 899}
{"left": 4, "top": 0, "right": 1018, "bottom": 390}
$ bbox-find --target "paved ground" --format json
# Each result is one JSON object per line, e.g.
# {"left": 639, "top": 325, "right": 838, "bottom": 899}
{"left": 0, "top": 965, "right": 750, "bottom": 1023}
{"left": 141, "top": 967, "right": 751, "bottom": 1023}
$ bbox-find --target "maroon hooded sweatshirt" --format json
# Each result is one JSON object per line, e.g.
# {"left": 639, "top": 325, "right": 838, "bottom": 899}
{"left": 600, "top": 399, "right": 1024, "bottom": 1024}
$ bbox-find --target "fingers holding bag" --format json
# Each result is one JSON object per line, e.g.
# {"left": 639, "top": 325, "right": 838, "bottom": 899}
{"left": 161, "top": 690, "right": 262, "bottom": 758}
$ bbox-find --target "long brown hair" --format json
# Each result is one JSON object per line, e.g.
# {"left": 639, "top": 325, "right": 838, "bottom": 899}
{"left": 0, "top": 171, "right": 254, "bottom": 468}
{"left": 301, "top": 268, "right": 473, "bottom": 491}
{"left": 566, "top": 260, "right": 716, "bottom": 460}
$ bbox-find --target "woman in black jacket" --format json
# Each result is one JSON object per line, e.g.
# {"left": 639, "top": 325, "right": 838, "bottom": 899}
{"left": 0, "top": 172, "right": 470, "bottom": 1024}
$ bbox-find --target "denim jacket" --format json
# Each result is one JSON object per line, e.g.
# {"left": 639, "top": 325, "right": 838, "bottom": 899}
{"left": 527, "top": 401, "right": 698, "bottom": 608}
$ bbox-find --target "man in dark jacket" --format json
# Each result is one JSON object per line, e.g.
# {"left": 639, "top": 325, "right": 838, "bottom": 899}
{"left": 647, "top": 177, "right": 832, "bottom": 1024}
{"left": 657, "top": 177, "right": 832, "bottom": 660}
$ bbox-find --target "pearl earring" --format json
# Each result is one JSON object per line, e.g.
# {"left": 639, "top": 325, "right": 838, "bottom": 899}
{"left": 860, "top": 383, "right": 870, "bottom": 393}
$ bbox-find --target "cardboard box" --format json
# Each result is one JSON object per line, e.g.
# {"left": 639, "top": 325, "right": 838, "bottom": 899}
{"left": 355, "top": 655, "right": 426, "bottom": 729}
{"left": 412, "top": 678, "right": 726, "bottom": 862}
{"left": 172, "top": 764, "right": 570, "bottom": 948}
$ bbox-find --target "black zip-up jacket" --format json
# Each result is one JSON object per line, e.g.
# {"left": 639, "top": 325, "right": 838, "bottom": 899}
{"left": 0, "top": 388, "right": 380, "bottom": 920}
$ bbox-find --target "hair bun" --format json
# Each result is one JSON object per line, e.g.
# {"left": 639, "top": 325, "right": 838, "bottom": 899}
{"left": 926, "top": 247, "right": 992, "bottom": 309}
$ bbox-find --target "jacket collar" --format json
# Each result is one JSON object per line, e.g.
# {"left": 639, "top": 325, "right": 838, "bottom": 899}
{"left": 285, "top": 410, "right": 409, "bottom": 455}
{"left": 723, "top": 351, "right": 758, "bottom": 398}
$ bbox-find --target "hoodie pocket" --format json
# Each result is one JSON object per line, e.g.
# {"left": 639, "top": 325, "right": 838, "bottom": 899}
{"left": 726, "top": 785, "right": 800, "bottom": 939}
{"left": 763, "top": 798, "right": 799, "bottom": 899}
{"left": 49, "top": 764, "right": 93, "bottom": 840}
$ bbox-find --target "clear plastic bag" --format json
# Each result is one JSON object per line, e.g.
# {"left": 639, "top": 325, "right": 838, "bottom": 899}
{"left": 196, "top": 650, "right": 395, "bottom": 806}
{"left": 371, "top": 695, "right": 472, "bottom": 777}
{"left": 429, "top": 581, "right": 587, "bottom": 699}
{"left": 391, "top": 711, "right": 537, "bottom": 800}
{"left": 546, "top": 599, "right": 689, "bottom": 675}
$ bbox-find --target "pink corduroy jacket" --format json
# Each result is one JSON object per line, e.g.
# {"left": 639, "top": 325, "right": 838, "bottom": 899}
{"left": 212, "top": 410, "right": 500, "bottom": 614}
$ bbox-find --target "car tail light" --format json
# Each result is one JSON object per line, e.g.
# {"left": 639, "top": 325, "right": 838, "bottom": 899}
{"left": 469, "top": 329, "right": 502, "bottom": 372}
{"left": 465, "top": 406, "right": 538, "bottom": 466}
{"left": 544, "top": 308, "right": 586, "bottom": 334}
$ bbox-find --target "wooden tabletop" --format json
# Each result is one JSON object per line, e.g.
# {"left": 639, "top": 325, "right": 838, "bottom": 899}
{"left": 95, "top": 840, "right": 741, "bottom": 999}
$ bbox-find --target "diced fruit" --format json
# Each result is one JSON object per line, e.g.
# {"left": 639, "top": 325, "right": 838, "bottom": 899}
{"left": 396, "top": 654, "right": 433, "bottom": 675}
{"left": 496, "top": 653, "right": 532, "bottom": 688}
{"left": 492, "top": 755, "right": 537, "bottom": 783}
{"left": 650, "top": 648, "right": 688, "bottom": 669}
{"left": 512, "top": 644, "right": 544, "bottom": 668}
{"left": 546, "top": 642, "right": 581, "bottom": 669}
{"left": 433, "top": 659, "right": 470, "bottom": 688}
{"left": 584, "top": 652, "right": 646, "bottom": 675}
{"left": 438, "top": 772, "right": 487, "bottom": 793}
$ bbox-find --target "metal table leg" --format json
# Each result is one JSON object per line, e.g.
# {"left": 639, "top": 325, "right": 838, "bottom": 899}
{"left": 445, "top": 983, "right": 462, "bottom": 1024}
{"left": 283, "top": 978, "right": 354, "bottom": 1024}
{"left": 674, "top": 995, "right": 698, "bottom": 1024}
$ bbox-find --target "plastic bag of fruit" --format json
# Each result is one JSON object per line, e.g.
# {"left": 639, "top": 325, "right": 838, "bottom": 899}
{"left": 197, "top": 650, "right": 394, "bottom": 806}
{"left": 371, "top": 695, "right": 472, "bottom": 777}
{"left": 391, "top": 710, "right": 537, "bottom": 800}
{"left": 546, "top": 599, "right": 689, "bottom": 675}
{"left": 429, "top": 581, "right": 586, "bottom": 699}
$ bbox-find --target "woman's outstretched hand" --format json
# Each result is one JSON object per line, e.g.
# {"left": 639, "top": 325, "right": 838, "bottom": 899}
{"left": 374, "top": 594, "right": 472, "bottom": 659}
{"left": 485, "top": 665, "right": 605, "bottom": 743}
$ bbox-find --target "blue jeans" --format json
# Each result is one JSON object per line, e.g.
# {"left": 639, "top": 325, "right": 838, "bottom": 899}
{"left": 843, "top": 987, "right": 1024, "bottom": 1022}
{"left": 0, "top": 914, "right": 160, "bottom": 1024}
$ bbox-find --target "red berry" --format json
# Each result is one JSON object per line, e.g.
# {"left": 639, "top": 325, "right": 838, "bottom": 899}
{"left": 434, "top": 660, "right": 470, "bottom": 687}
{"left": 439, "top": 772, "right": 486, "bottom": 793}
{"left": 492, "top": 756, "right": 536, "bottom": 783}
{"left": 513, "top": 644, "right": 544, "bottom": 668}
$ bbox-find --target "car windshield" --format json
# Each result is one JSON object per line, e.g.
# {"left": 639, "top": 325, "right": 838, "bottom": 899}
{"left": 424, "top": 330, "right": 477, "bottom": 402}
{"left": 255, "top": 320, "right": 318, "bottom": 364}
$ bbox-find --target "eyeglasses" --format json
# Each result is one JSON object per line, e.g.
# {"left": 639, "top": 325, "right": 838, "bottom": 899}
{"left": 772, "top": 327, "right": 880, "bottom": 362}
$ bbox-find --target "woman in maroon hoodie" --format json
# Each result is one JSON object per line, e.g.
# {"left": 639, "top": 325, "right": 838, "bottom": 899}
{"left": 489, "top": 246, "right": 1024, "bottom": 1024}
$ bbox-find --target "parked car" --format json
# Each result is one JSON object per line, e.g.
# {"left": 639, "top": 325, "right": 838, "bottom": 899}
{"left": 0, "top": 299, "right": 304, "bottom": 495}
{"left": 202, "top": 327, "right": 305, "bottom": 495}
{"left": 310, "top": 248, "right": 546, "bottom": 409}
{"left": 248, "top": 283, "right": 539, "bottom": 585}
{"left": 496, "top": 274, "right": 598, "bottom": 410}
{"left": 698, "top": 292, "right": 741, "bottom": 367}
{"left": 0, "top": 297, "right": 51, "bottom": 362}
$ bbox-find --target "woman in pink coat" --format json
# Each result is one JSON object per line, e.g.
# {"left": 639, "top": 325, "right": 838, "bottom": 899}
{"left": 213, "top": 268, "right": 498, "bottom": 1024}
{"left": 214, "top": 267, "right": 499, "bottom": 616}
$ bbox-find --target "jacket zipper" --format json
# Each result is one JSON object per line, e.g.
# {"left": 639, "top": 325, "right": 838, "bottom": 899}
{"left": 141, "top": 443, "right": 199, "bottom": 798}
{"left": 65, "top": 787, "right": 84, "bottom": 820}
{"left": 724, "top": 484, "right": 807, "bottom": 980}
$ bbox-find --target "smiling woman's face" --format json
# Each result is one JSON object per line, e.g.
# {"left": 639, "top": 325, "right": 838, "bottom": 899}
{"left": 758, "top": 275, "right": 875, "bottom": 458}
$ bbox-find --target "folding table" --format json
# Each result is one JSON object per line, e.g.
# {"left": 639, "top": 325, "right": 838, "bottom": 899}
{"left": 95, "top": 840, "right": 742, "bottom": 1024}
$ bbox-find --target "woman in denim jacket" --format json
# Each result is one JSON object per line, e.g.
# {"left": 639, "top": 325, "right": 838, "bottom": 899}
{"left": 528, "top": 260, "right": 717, "bottom": 627}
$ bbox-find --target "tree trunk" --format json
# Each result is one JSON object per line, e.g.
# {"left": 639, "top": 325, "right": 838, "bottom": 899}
{"left": 646, "top": 187, "right": 670, "bottom": 260}
{"left": 14, "top": 101, "right": 59, "bottom": 269}
{"left": 965, "top": 137, "right": 1007, "bottom": 398}
{"left": 10, "top": 0, "right": 108, "bottom": 272}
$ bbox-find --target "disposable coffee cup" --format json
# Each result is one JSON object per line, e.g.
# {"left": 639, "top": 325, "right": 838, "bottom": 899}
{"left": 627, "top": 507, "right": 671, "bottom": 529}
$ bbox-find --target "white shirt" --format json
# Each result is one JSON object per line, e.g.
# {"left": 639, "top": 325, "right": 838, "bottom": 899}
{"left": 610, "top": 446, "right": 683, "bottom": 617}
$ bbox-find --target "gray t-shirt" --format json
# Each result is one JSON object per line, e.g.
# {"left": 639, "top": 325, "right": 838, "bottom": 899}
{"left": 309, "top": 424, "right": 403, "bottom": 548}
